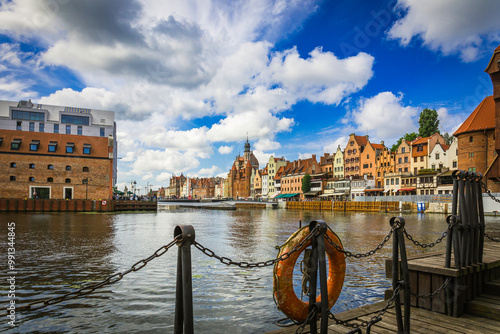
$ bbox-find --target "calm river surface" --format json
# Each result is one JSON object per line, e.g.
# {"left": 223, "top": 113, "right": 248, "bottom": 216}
{"left": 1, "top": 209, "right": 499, "bottom": 333}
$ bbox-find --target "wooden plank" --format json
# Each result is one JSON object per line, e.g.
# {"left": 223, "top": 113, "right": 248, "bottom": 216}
{"left": 418, "top": 272, "right": 432, "bottom": 310}
{"left": 410, "top": 270, "right": 418, "bottom": 307}
{"left": 431, "top": 274, "right": 446, "bottom": 313}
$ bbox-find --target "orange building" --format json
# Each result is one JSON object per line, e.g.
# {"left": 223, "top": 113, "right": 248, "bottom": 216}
{"left": 228, "top": 140, "right": 259, "bottom": 198}
{"left": 344, "top": 134, "right": 368, "bottom": 178}
{"left": 361, "top": 141, "right": 384, "bottom": 177}
{"left": 375, "top": 145, "right": 396, "bottom": 190}
{"left": 281, "top": 155, "right": 321, "bottom": 200}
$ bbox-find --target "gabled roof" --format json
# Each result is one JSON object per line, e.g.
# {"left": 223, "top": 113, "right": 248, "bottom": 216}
{"left": 371, "top": 143, "right": 384, "bottom": 150}
{"left": 453, "top": 96, "right": 495, "bottom": 136}
{"left": 412, "top": 136, "right": 429, "bottom": 145}
{"left": 354, "top": 135, "right": 368, "bottom": 146}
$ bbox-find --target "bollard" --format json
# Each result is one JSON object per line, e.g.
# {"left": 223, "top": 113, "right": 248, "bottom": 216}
{"left": 390, "top": 217, "right": 410, "bottom": 334}
{"left": 174, "top": 225, "right": 195, "bottom": 334}
{"left": 307, "top": 220, "right": 329, "bottom": 334}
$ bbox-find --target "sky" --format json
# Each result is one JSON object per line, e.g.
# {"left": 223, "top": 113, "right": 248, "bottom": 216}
{"left": 1, "top": 0, "right": 500, "bottom": 192}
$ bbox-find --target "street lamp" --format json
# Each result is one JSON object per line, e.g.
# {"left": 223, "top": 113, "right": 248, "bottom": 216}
{"left": 83, "top": 178, "right": 92, "bottom": 199}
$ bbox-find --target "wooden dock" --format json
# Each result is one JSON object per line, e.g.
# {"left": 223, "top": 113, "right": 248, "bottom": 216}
{"left": 267, "top": 242, "right": 500, "bottom": 333}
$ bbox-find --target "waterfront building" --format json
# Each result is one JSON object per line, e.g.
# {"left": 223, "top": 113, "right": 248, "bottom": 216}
{"left": 0, "top": 99, "right": 116, "bottom": 199}
{"left": 223, "top": 178, "right": 229, "bottom": 198}
{"left": 332, "top": 178, "right": 350, "bottom": 201}
{"left": 484, "top": 45, "right": 500, "bottom": 187}
{"left": 446, "top": 137, "right": 458, "bottom": 170}
{"left": 454, "top": 95, "right": 499, "bottom": 192}
{"left": 167, "top": 174, "right": 186, "bottom": 198}
{"left": 333, "top": 145, "right": 344, "bottom": 178}
{"left": 320, "top": 153, "right": 334, "bottom": 178}
{"left": 321, "top": 178, "right": 337, "bottom": 199}
{"left": 375, "top": 143, "right": 395, "bottom": 191}
{"left": 410, "top": 133, "right": 446, "bottom": 174}
{"left": 274, "top": 166, "right": 284, "bottom": 196}
{"left": 416, "top": 170, "right": 438, "bottom": 195}
{"left": 395, "top": 139, "right": 412, "bottom": 174}
{"left": 261, "top": 166, "right": 269, "bottom": 198}
{"left": 428, "top": 142, "right": 450, "bottom": 171}
{"left": 344, "top": 134, "right": 368, "bottom": 179}
{"left": 361, "top": 141, "right": 384, "bottom": 177}
{"left": 253, "top": 168, "right": 262, "bottom": 198}
{"left": 437, "top": 170, "right": 454, "bottom": 194}
{"left": 305, "top": 171, "right": 326, "bottom": 199}
{"left": 281, "top": 155, "right": 321, "bottom": 200}
{"left": 227, "top": 139, "right": 259, "bottom": 199}
{"left": 350, "top": 175, "right": 375, "bottom": 200}
{"left": 267, "top": 156, "right": 287, "bottom": 197}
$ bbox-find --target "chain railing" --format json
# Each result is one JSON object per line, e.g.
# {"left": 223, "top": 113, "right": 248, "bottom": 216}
{"left": 14, "top": 236, "right": 180, "bottom": 313}
{"left": 403, "top": 221, "right": 453, "bottom": 249}
{"left": 482, "top": 181, "right": 500, "bottom": 203}
{"left": 410, "top": 277, "right": 452, "bottom": 299}
{"left": 324, "top": 226, "right": 394, "bottom": 258}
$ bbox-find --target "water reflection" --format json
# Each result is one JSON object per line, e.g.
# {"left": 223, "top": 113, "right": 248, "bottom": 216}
{"left": 1, "top": 210, "right": 499, "bottom": 333}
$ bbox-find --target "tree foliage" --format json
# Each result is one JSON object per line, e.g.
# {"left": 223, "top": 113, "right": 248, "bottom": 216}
{"left": 442, "top": 132, "right": 454, "bottom": 145}
{"left": 302, "top": 173, "right": 311, "bottom": 193}
{"left": 390, "top": 132, "right": 418, "bottom": 152}
{"left": 418, "top": 108, "right": 440, "bottom": 137}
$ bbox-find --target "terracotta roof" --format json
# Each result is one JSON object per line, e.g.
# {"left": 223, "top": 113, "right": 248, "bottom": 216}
{"left": 354, "top": 135, "right": 368, "bottom": 146}
{"left": 442, "top": 144, "right": 450, "bottom": 151}
{"left": 412, "top": 136, "right": 429, "bottom": 145}
{"left": 371, "top": 143, "right": 384, "bottom": 150}
{"left": 454, "top": 96, "right": 495, "bottom": 136}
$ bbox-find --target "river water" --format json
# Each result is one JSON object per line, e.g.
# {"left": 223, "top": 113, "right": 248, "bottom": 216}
{"left": 1, "top": 209, "right": 499, "bottom": 333}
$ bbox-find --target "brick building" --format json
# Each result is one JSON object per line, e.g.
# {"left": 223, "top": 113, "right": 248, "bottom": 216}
{"left": 484, "top": 45, "right": 500, "bottom": 188}
{"left": 281, "top": 155, "right": 321, "bottom": 200}
{"left": 362, "top": 141, "right": 384, "bottom": 177}
{"left": 454, "top": 95, "right": 499, "bottom": 192}
{"left": 228, "top": 139, "right": 259, "bottom": 198}
{"left": 0, "top": 100, "right": 116, "bottom": 199}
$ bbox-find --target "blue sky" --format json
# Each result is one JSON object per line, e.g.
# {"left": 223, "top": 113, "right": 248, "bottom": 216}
{"left": 1, "top": 0, "right": 499, "bottom": 192}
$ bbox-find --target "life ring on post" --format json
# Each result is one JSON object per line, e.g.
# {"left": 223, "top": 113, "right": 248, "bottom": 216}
{"left": 273, "top": 225, "right": 346, "bottom": 323}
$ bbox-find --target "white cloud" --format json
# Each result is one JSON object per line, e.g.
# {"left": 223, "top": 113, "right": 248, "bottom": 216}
{"left": 132, "top": 149, "right": 201, "bottom": 174}
{"left": 298, "top": 152, "right": 313, "bottom": 159}
{"left": 254, "top": 138, "right": 281, "bottom": 151}
{"left": 218, "top": 145, "right": 233, "bottom": 154}
{"left": 388, "top": 0, "right": 500, "bottom": 62}
{"left": 191, "top": 165, "right": 221, "bottom": 177}
{"left": 352, "top": 92, "right": 419, "bottom": 142}
{"left": 156, "top": 172, "right": 173, "bottom": 183}
{"left": 323, "top": 136, "right": 347, "bottom": 153}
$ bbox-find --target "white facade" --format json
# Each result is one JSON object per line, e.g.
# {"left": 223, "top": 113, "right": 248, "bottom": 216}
{"left": 351, "top": 176, "right": 375, "bottom": 199}
{"left": 262, "top": 171, "right": 269, "bottom": 197}
{"left": 333, "top": 145, "right": 344, "bottom": 178}
{"left": 446, "top": 137, "right": 458, "bottom": 170}
{"left": 428, "top": 143, "right": 448, "bottom": 171}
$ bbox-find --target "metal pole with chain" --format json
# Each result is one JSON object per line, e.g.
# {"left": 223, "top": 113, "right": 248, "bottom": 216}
{"left": 458, "top": 171, "right": 468, "bottom": 268}
{"left": 174, "top": 225, "right": 195, "bottom": 334}
{"left": 477, "top": 174, "right": 485, "bottom": 263}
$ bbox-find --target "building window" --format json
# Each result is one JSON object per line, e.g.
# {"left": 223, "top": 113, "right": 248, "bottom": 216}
{"left": 29, "top": 122, "right": 35, "bottom": 132}
{"left": 414, "top": 167, "right": 417, "bottom": 174}
{"left": 83, "top": 144, "right": 91, "bottom": 154}
{"left": 48, "top": 141, "right": 57, "bottom": 152}
{"left": 61, "top": 114, "right": 90, "bottom": 125}
{"left": 386, "top": 179, "right": 389, "bottom": 185}
{"left": 453, "top": 161, "right": 457, "bottom": 168}
{"left": 417, "top": 144, "right": 423, "bottom": 152}
{"left": 10, "top": 162, "right": 16, "bottom": 168}
{"left": 404, "top": 167, "right": 408, "bottom": 172}
{"left": 435, "top": 153, "right": 439, "bottom": 159}
{"left": 83, "top": 166, "right": 89, "bottom": 172}
{"left": 39, "top": 122, "right": 44, "bottom": 132}
{"left": 468, "top": 167, "right": 476, "bottom": 172}
{"left": 65, "top": 178, "right": 71, "bottom": 183}
{"left": 29, "top": 176, "right": 35, "bottom": 182}
{"left": 47, "top": 177, "right": 53, "bottom": 182}
{"left": 30, "top": 140, "right": 40, "bottom": 151}
{"left": 401, "top": 147, "right": 405, "bottom": 153}
{"left": 77, "top": 125, "right": 82, "bottom": 135}
{"left": 469, "top": 152, "right": 474, "bottom": 158}
{"left": 48, "top": 164, "right": 54, "bottom": 170}
{"left": 16, "top": 121, "right": 22, "bottom": 130}
{"left": 414, "top": 157, "right": 417, "bottom": 163}
{"left": 469, "top": 136, "right": 473, "bottom": 142}
{"left": 398, "top": 157, "right": 402, "bottom": 163}
{"left": 54, "top": 124, "right": 59, "bottom": 133}
{"left": 11, "top": 139, "right": 22, "bottom": 150}
{"left": 431, "top": 164, "right": 435, "bottom": 170}
{"left": 12, "top": 110, "right": 44, "bottom": 121}
{"left": 29, "top": 163, "right": 35, "bottom": 169}
{"left": 100, "top": 127, "right": 105, "bottom": 137}
{"left": 66, "top": 124, "right": 71, "bottom": 134}
{"left": 420, "top": 156, "right": 424, "bottom": 162}
{"left": 396, "top": 178, "right": 399, "bottom": 185}
{"left": 66, "top": 143, "right": 75, "bottom": 153}
{"left": 404, "top": 157, "right": 408, "bottom": 163}
{"left": 66, "top": 165, "right": 71, "bottom": 171}
{"left": 10, "top": 176, "right": 16, "bottom": 181}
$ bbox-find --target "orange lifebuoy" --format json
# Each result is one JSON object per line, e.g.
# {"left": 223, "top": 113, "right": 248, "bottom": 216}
{"left": 273, "top": 226, "right": 346, "bottom": 322}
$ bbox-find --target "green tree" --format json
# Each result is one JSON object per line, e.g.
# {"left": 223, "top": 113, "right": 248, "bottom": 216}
{"left": 390, "top": 132, "right": 418, "bottom": 152}
{"left": 418, "top": 108, "right": 440, "bottom": 137}
{"left": 302, "top": 173, "right": 311, "bottom": 193}
{"left": 442, "top": 132, "right": 454, "bottom": 145}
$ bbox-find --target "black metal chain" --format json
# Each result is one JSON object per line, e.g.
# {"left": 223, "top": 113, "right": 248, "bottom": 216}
{"left": 193, "top": 226, "right": 320, "bottom": 268}
{"left": 14, "top": 236, "right": 180, "bottom": 313}
{"left": 295, "top": 307, "right": 318, "bottom": 334}
{"left": 485, "top": 233, "right": 500, "bottom": 242}
{"left": 328, "top": 284, "right": 402, "bottom": 329}
{"left": 410, "top": 277, "right": 452, "bottom": 298}
{"left": 403, "top": 223, "right": 451, "bottom": 249}
{"left": 324, "top": 226, "right": 394, "bottom": 258}
{"left": 482, "top": 181, "right": 500, "bottom": 203}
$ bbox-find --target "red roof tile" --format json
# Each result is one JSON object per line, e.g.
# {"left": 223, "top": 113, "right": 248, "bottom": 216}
{"left": 454, "top": 96, "right": 495, "bottom": 136}
{"left": 354, "top": 135, "right": 368, "bottom": 146}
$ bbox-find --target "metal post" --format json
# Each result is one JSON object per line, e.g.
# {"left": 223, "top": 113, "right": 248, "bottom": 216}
{"left": 316, "top": 222, "right": 329, "bottom": 333}
{"left": 458, "top": 172, "right": 468, "bottom": 268}
{"left": 476, "top": 173, "right": 485, "bottom": 262}
{"left": 465, "top": 174, "right": 474, "bottom": 266}
{"left": 391, "top": 217, "right": 403, "bottom": 333}
{"left": 446, "top": 173, "right": 459, "bottom": 268}
{"left": 308, "top": 224, "right": 318, "bottom": 334}
{"left": 174, "top": 225, "right": 195, "bottom": 334}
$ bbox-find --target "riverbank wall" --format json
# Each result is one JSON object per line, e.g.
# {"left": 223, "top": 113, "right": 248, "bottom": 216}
{"left": 0, "top": 199, "right": 156, "bottom": 213}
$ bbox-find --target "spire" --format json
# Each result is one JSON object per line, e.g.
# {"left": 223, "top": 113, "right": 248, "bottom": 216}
{"left": 244, "top": 135, "right": 251, "bottom": 153}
